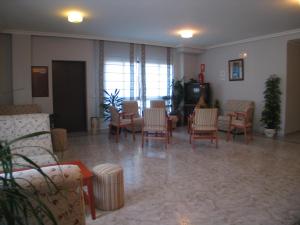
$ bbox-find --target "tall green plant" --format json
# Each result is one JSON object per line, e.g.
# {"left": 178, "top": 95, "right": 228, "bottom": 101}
{"left": 0, "top": 131, "right": 58, "bottom": 225}
{"left": 261, "top": 75, "right": 281, "bottom": 130}
{"left": 102, "top": 89, "right": 124, "bottom": 121}
{"left": 171, "top": 79, "right": 184, "bottom": 112}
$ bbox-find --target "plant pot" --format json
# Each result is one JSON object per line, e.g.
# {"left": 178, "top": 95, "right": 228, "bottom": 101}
{"left": 264, "top": 128, "right": 276, "bottom": 138}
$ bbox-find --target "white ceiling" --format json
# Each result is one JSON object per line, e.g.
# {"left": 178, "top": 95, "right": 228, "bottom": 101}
{"left": 1, "top": 0, "right": 300, "bottom": 48}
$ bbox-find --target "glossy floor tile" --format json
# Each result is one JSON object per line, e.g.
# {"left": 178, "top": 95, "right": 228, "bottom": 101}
{"left": 280, "top": 131, "right": 300, "bottom": 144}
{"left": 64, "top": 128, "right": 300, "bottom": 225}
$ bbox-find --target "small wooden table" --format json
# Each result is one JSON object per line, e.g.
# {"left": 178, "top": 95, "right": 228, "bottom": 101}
{"left": 59, "top": 161, "right": 96, "bottom": 220}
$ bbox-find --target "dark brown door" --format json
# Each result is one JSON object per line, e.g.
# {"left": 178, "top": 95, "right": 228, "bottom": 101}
{"left": 52, "top": 61, "right": 86, "bottom": 132}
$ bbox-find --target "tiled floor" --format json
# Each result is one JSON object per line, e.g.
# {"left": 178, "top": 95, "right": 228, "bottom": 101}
{"left": 64, "top": 128, "right": 300, "bottom": 225}
{"left": 280, "top": 131, "right": 300, "bottom": 144}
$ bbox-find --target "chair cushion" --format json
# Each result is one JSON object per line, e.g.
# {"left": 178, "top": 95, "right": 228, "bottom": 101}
{"left": 111, "top": 118, "right": 133, "bottom": 127}
{"left": 192, "top": 125, "right": 217, "bottom": 131}
{"left": 143, "top": 125, "right": 167, "bottom": 132}
{"left": 231, "top": 119, "right": 252, "bottom": 128}
{"left": 122, "top": 101, "right": 140, "bottom": 118}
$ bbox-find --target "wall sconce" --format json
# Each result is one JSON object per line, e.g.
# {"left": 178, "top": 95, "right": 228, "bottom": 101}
{"left": 239, "top": 52, "right": 248, "bottom": 58}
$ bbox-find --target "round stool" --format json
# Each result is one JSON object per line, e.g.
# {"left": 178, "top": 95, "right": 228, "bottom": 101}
{"left": 93, "top": 163, "right": 124, "bottom": 211}
{"left": 51, "top": 128, "right": 68, "bottom": 152}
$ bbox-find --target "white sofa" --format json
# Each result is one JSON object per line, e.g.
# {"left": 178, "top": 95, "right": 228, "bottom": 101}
{"left": 218, "top": 100, "right": 255, "bottom": 131}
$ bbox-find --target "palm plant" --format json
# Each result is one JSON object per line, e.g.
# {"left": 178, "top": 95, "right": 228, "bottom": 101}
{"left": 0, "top": 131, "right": 58, "bottom": 225}
{"left": 261, "top": 75, "right": 281, "bottom": 130}
{"left": 102, "top": 89, "right": 124, "bottom": 121}
{"left": 171, "top": 79, "right": 184, "bottom": 113}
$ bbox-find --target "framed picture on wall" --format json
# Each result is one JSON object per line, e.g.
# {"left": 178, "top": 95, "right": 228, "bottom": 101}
{"left": 228, "top": 59, "right": 244, "bottom": 81}
{"left": 31, "top": 66, "right": 49, "bottom": 97}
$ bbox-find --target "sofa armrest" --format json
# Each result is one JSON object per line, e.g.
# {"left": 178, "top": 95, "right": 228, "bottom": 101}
{"left": 9, "top": 165, "right": 86, "bottom": 225}
{"left": 12, "top": 165, "right": 82, "bottom": 191}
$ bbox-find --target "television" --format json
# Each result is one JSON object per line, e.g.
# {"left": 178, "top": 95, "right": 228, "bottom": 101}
{"left": 184, "top": 82, "right": 210, "bottom": 105}
{"left": 184, "top": 83, "right": 201, "bottom": 104}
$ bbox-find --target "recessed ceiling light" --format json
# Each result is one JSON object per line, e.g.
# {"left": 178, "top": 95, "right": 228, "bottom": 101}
{"left": 67, "top": 11, "right": 83, "bottom": 23}
{"left": 179, "top": 30, "right": 194, "bottom": 39}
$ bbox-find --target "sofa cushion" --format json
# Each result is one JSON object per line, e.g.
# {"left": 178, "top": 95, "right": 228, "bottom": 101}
{"left": 9, "top": 165, "right": 86, "bottom": 225}
{"left": 223, "top": 100, "right": 254, "bottom": 115}
{"left": 12, "top": 154, "right": 57, "bottom": 169}
{"left": 0, "top": 114, "right": 54, "bottom": 167}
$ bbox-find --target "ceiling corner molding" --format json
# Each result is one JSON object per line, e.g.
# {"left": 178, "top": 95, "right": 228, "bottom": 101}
{"left": 206, "top": 28, "right": 300, "bottom": 50}
{"left": 176, "top": 46, "right": 205, "bottom": 54}
{"left": 2, "top": 29, "right": 176, "bottom": 48}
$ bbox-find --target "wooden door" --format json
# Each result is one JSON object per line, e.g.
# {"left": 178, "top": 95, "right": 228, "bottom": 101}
{"left": 52, "top": 61, "right": 87, "bottom": 132}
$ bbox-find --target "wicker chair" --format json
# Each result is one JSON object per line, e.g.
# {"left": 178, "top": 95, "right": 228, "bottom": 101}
{"left": 189, "top": 108, "right": 218, "bottom": 148}
{"left": 142, "top": 108, "right": 169, "bottom": 148}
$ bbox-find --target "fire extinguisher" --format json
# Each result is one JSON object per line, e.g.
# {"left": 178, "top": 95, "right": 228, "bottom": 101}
{"left": 199, "top": 72, "right": 204, "bottom": 84}
{"left": 199, "top": 64, "right": 205, "bottom": 84}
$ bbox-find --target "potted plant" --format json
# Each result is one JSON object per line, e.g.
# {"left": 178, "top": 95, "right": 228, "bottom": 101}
{"left": 261, "top": 75, "right": 281, "bottom": 138}
{"left": 171, "top": 79, "right": 184, "bottom": 125}
{"left": 102, "top": 89, "right": 124, "bottom": 121}
{"left": 213, "top": 99, "right": 220, "bottom": 115}
{"left": 214, "top": 99, "right": 220, "bottom": 109}
{"left": 0, "top": 131, "right": 58, "bottom": 225}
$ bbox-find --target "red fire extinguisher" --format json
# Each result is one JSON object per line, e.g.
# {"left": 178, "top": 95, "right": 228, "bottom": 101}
{"left": 199, "top": 64, "right": 205, "bottom": 84}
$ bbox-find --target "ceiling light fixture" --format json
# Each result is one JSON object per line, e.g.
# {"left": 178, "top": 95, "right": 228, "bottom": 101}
{"left": 67, "top": 11, "right": 83, "bottom": 23}
{"left": 179, "top": 30, "right": 194, "bottom": 39}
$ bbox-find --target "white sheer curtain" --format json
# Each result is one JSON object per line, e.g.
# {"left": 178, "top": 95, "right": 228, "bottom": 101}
{"left": 102, "top": 41, "right": 173, "bottom": 111}
{"left": 144, "top": 45, "right": 172, "bottom": 109}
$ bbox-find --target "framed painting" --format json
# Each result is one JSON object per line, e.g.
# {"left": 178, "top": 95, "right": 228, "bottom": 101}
{"left": 31, "top": 66, "right": 49, "bottom": 97}
{"left": 228, "top": 59, "right": 244, "bottom": 81}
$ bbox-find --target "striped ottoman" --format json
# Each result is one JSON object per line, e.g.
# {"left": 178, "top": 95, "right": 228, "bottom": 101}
{"left": 92, "top": 163, "right": 124, "bottom": 211}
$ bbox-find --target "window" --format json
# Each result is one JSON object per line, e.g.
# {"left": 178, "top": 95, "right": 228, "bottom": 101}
{"left": 102, "top": 42, "right": 173, "bottom": 111}
{"left": 145, "top": 63, "right": 172, "bottom": 109}
{"left": 104, "top": 59, "right": 131, "bottom": 98}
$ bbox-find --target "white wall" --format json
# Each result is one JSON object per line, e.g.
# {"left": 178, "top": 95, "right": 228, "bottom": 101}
{"left": 183, "top": 53, "right": 198, "bottom": 82}
{"left": 198, "top": 32, "right": 300, "bottom": 135}
{"left": 31, "top": 36, "right": 98, "bottom": 130}
{"left": 173, "top": 51, "right": 199, "bottom": 82}
{"left": 12, "top": 34, "right": 32, "bottom": 104}
{"left": 286, "top": 40, "right": 300, "bottom": 134}
{"left": 0, "top": 34, "right": 12, "bottom": 104}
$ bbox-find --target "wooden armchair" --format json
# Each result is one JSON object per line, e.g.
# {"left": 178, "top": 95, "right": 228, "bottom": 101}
{"left": 189, "top": 108, "right": 218, "bottom": 148}
{"left": 226, "top": 107, "right": 254, "bottom": 144}
{"left": 150, "top": 100, "right": 178, "bottom": 136}
{"left": 142, "top": 108, "right": 169, "bottom": 148}
{"left": 109, "top": 106, "right": 135, "bottom": 143}
{"left": 122, "top": 100, "right": 143, "bottom": 132}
